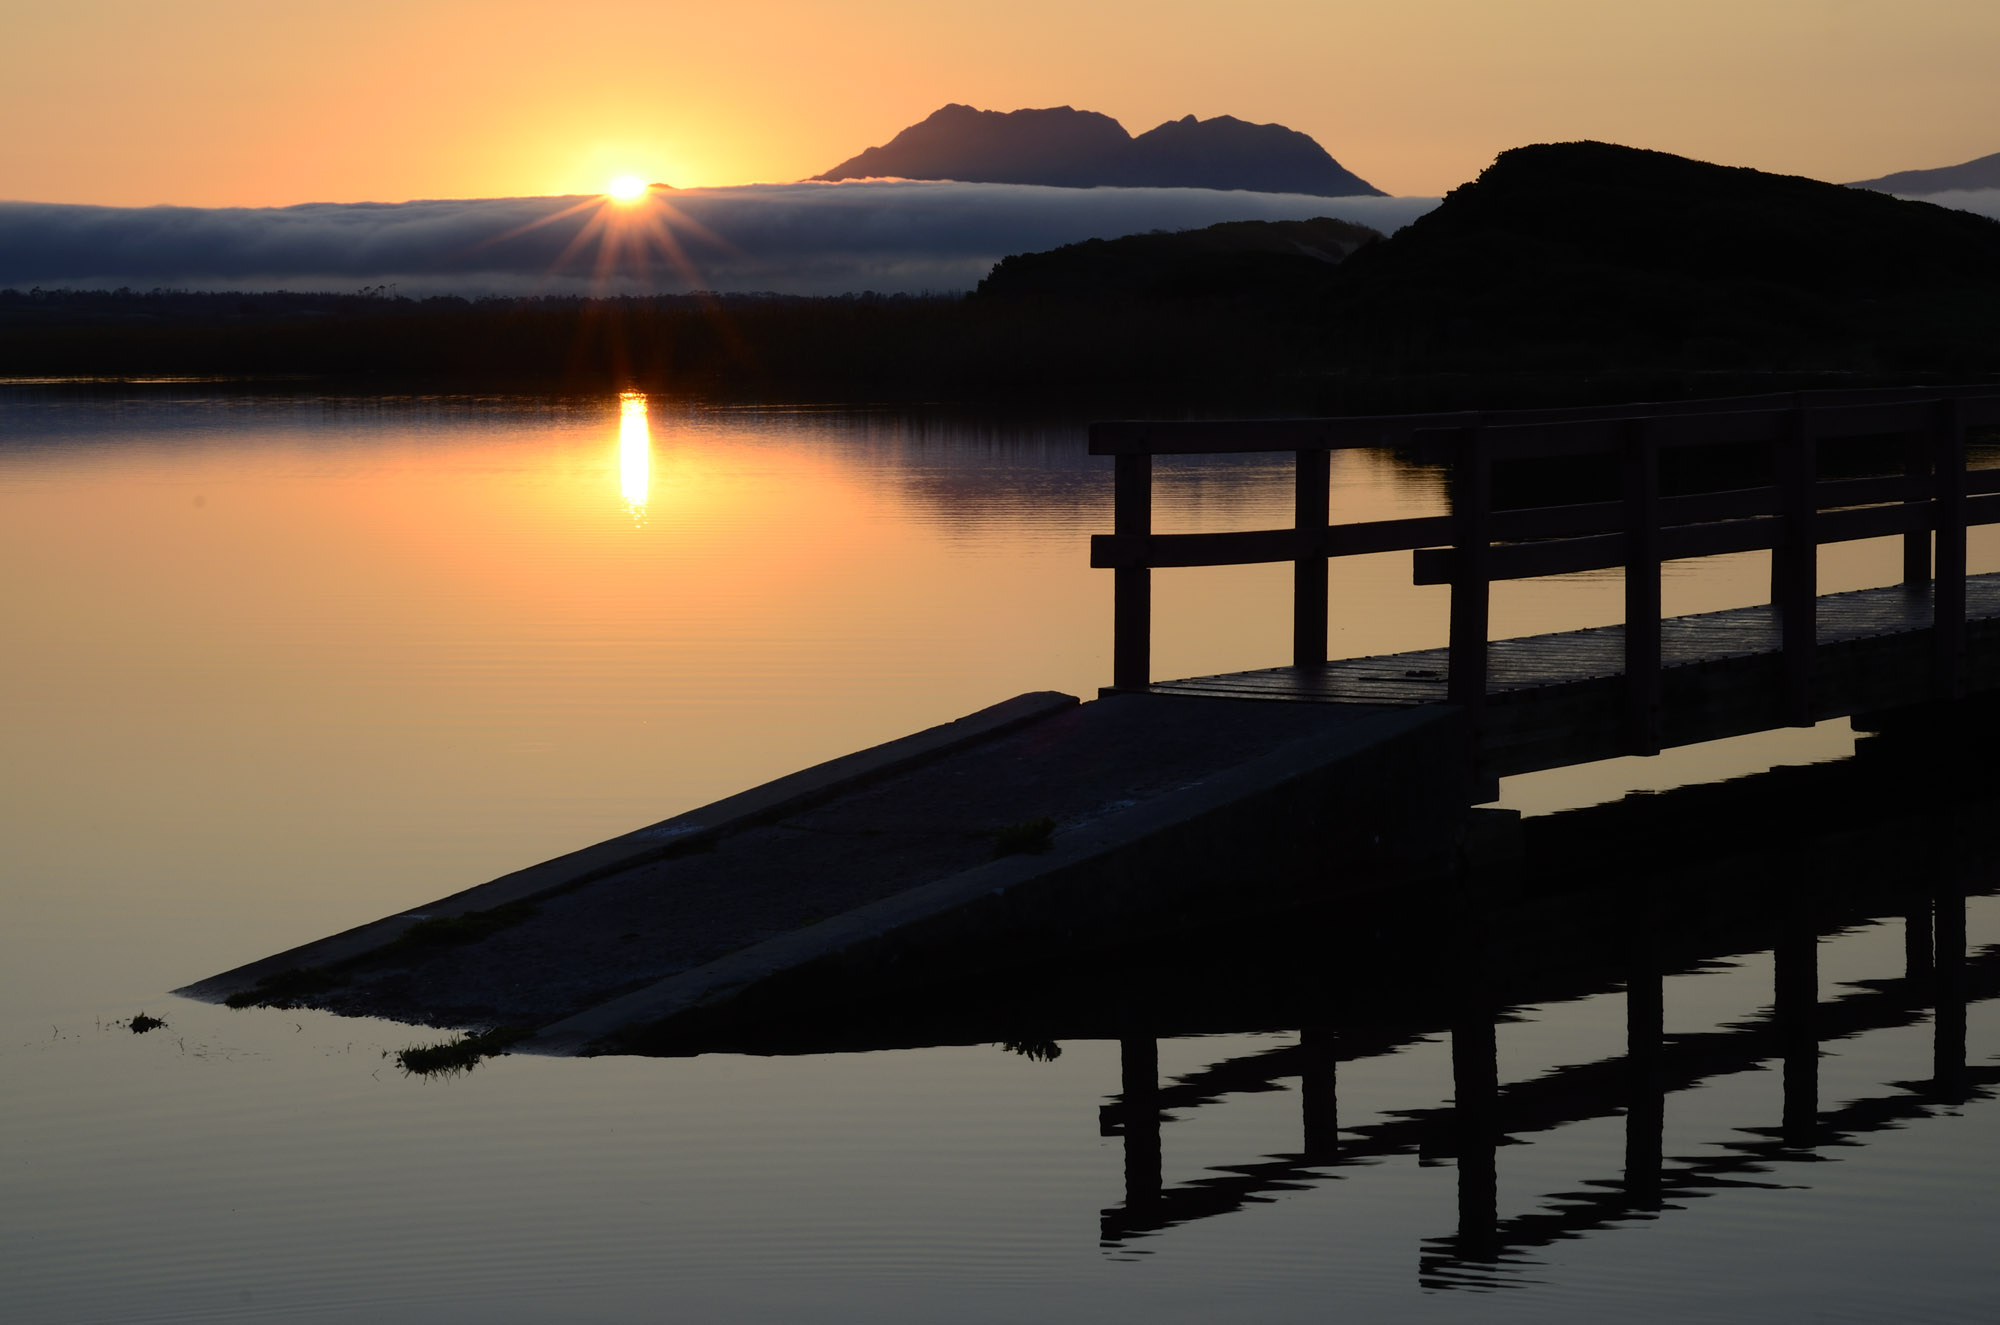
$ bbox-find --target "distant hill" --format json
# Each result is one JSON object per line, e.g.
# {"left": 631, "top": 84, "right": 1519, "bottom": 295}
{"left": 976, "top": 216, "right": 1382, "bottom": 300}
{"left": 814, "top": 104, "right": 1383, "bottom": 197}
{"left": 1328, "top": 140, "right": 2000, "bottom": 372}
{"left": 1848, "top": 151, "right": 2000, "bottom": 195}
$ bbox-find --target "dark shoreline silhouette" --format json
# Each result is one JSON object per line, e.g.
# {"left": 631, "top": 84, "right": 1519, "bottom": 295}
{"left": 8, "top": 142, "right": 1999, "bottom": 410}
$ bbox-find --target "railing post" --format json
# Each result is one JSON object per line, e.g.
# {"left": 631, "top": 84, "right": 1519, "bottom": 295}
{"left": 1932, "top": 397, "right": 1966, "bottom": 701}
{"left": 1903, "top": 427, "right": 1932, "bottom": 588}
{"left": 1112, "top": 451, "right": 1152, "bottom": 691}
{"left": 1447, "top": 424, "right": 1490, "bottom": 724}
{"left": 1293, "top": 447, "right": 1331, "bottom": 669}
{"left": 1774, "top": 407, "right": 1817, "bottom": 726}
{"left": 1623, "top": 417, "right": 1662, "bottom": 755}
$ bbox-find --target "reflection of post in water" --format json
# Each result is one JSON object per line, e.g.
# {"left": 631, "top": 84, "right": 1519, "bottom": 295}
{"left": 1300, "top": 1026, "right": 1338, "bottom": 1162}
{"left": 1934, "top": 875, "right": 1967, "bottom": 1090}
{"left": 1119, "top": 1037, "right": 1162, "bottom": 1207}
{"left": 1906, "top": 896, "right": 1934, "bottom": 985}
{"left": 1624, "top": 892, "right": 1665, "bottom": 1210}
{"left": 1774, "top": 875, "right": 1819, "bottom": 1150}
{"left": 1452, "top": 1010, "right": 1499, "bottom": 1257}
{"left": 1450, "top": 913, "right": 1499, "bottom": 1260}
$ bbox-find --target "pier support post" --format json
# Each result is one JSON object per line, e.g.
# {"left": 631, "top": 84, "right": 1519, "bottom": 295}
{"left": 1112, "top": 453, "right": 1153, "bottom": 690}
{"left": 1447, "top": 424, "right": 1491, "bottom": 780}
{"left": 1903, "top": 428, "right": 1932, "bottom": 587}
{"left": 1294, "top": 449, "right": 1330, "bottom": 669}
{"left": 1932, "top": 398, "right": 1966, "bottom": 702}
{"left": 1623, "top": 417, "right": 1662, "bottom": 755}
{"left": 1773, "top": 406, "right": 1818, "bottom": 727}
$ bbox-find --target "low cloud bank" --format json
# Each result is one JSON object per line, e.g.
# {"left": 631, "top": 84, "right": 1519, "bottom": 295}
{"left": 0, "top": 181, "right": 1441, "bottom": 296}
{"left": 1894, "top": 188, "right": 2000, "bottom": 221}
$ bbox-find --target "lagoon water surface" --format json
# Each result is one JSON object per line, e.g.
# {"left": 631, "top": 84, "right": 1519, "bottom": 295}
{"left": 4, "top": 388, "right": 1998, "bottom": 1322}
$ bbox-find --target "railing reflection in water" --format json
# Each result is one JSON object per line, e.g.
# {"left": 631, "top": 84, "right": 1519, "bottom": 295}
{"left": 1095, "top": 863, "right": 1991, "bottom": 1290}
{"left": 655, "top": 716, "right": 2000, "bottom": 1291}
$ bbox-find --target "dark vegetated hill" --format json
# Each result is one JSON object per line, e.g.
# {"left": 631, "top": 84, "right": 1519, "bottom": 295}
{"left": 1328, "top": 141, "right": 2000, "bottom": 376}
{"left": 975, "top": 216, "right": 1382, "bottom": 301}
{"left": 815, "top": 104, "right": 1382, "bottom": 196}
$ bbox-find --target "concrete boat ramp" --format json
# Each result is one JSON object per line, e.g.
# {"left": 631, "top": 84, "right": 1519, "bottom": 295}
{"left": 181, "top": 691, "right": 1473, "bottom": 1054}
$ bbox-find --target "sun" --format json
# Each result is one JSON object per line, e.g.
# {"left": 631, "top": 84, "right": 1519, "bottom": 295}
{"left": 606, "top": 175, "right": 648, "bottom": 204}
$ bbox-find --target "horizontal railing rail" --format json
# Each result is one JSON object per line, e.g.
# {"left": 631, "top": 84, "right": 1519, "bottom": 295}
{"left": 1093, "top": 385, "right": 2000, "bottom": 757}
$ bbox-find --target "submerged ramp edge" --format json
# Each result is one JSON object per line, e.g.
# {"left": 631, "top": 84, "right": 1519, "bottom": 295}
{"left": 177, "top": 689, "right": 1079, "bottom": 1003}
{"left": 180, "top": 690, "right": 1472, "bottom": 1055}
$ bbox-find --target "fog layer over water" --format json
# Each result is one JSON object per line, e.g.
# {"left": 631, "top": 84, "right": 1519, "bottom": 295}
{"left": 0, "top": 183, "right": 1440, "bottom": 295}
{"left": 4, "top": 391, "right": 1999, "bottom": 1323}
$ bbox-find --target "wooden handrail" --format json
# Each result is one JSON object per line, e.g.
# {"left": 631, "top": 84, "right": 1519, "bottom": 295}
{"left": 1088, "top": 385, "right": 2000, "bottom": 457}
{"left": 1097, "top": 386, "right": 2000, "bottom": 750}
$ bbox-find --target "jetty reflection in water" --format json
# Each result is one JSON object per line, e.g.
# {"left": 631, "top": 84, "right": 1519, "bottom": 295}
{"left": 662, "top": 725, "right": 2000, "bottom": 1291}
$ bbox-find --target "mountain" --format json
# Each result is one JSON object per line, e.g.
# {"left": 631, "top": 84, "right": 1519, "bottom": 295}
{"left": 1327, "top": 140, "right": 2000, "bottom": 371}
{"left": 1124, "top": 115, "right": 1380, "bottom": 194}
{"left": 976, "top": 216, "right": 1382, "bottom": 300}
{"left": 814, "top": 104, "right": 1383, "bottom": 196}
{"left": 1847, "top": 151, "right": 2000, "bottom": 195}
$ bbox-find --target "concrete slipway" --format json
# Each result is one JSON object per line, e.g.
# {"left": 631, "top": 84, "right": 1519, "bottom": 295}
{"left": 181, "top": 691, "right": 1475, "bottom": 1054}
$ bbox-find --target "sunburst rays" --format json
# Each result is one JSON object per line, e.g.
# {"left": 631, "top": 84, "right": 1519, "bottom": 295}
{"left": 460, "top": 187, "right": 738, "bottom": 295}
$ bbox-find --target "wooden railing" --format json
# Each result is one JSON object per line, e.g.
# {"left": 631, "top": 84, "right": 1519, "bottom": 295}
{"left": 1091, "top": 386, "right": 2000, "bottom": 752}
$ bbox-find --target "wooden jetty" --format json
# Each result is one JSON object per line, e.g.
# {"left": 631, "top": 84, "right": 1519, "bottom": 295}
{"left": 1094, "top": 384, "right": 2000, "bottom": 781}
{"left": 185, "top": 385, "right": 2000, "bottom": 1053}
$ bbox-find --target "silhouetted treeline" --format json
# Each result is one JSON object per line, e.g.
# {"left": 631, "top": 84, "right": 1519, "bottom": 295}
{"left": 975, "top": 216, "right": 1381, "bottom": 301}
{"left": 9, "top": 143, "right": 2000, "bottom": 409}
{"left": 0, "top": 285, "right": 1361, "bottom": 407}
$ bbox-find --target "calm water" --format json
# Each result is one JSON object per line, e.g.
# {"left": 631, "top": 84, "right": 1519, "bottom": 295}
{"left": 4, "top": 388, "right": 1997, "bottom": 1322}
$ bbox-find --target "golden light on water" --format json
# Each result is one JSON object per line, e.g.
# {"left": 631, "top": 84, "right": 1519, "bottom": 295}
{"left": 618, "top": 391, "right": 651, "bottom": 513}
{"left": 606, "top": 175, "right": 648, "bottom": 203}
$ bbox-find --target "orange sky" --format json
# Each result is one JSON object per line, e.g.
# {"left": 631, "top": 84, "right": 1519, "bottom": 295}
{"left": 8, "top": 0, "right": 1998, "bottom": 207}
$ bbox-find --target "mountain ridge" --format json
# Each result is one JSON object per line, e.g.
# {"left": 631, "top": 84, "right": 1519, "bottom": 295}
{"left": 814, "top": 104, "right": 1383, "bottom": 197}
{"left": 1848, "top": 150, "right": 2000, "bottom": 196}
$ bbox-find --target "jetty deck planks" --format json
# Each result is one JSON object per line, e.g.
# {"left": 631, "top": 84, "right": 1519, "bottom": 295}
{"left": 1145, "top": 572, "right": 2000, "bottom": 776}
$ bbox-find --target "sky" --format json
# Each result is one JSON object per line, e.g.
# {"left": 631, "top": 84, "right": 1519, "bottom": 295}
{"left": 6, "top": 0, "right": 2000, "bottom": 207}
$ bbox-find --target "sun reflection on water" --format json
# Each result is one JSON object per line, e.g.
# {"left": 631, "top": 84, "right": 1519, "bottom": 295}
{"left": 618, "top": 391, "right": 650, "bottom": 518}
